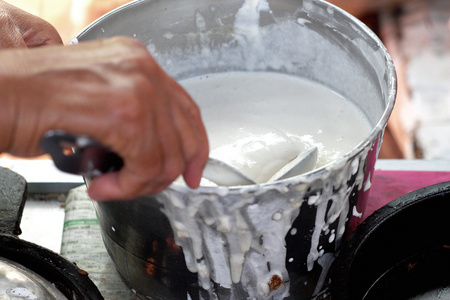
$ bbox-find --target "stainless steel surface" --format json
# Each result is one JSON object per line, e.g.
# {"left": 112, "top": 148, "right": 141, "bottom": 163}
{"left": 0, "top": 258, "right": 68, "bottom": 300}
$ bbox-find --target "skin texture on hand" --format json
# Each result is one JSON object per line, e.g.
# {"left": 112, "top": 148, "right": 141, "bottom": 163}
{"left": 0, "top": 0, "right": 63, "bottom": 48}
{"left": 0, "top": 36, "right": 209, "bottom": 201}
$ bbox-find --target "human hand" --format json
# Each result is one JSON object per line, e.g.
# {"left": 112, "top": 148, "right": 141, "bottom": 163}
{"left": 0, "top": 0, "right": 62, "bottom": 48}
{"left": 0, "top": 37, "right": 209, "bottom": 200}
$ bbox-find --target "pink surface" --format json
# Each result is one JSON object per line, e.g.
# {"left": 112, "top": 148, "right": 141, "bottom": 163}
{"left": 365, "top": 170, "right": 450, "bottom": 219}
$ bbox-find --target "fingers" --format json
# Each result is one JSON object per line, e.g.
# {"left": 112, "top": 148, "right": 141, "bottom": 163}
{"left": 0, "top": 1, "right": 63, "bottom": 49}
{"left": 87, "top": 167, "right": 168, "bottom": 201}
{"left": 169, "top": 87, "right": 209, "bottom": 188}
{"left": 83, "top": 40, "right": 208, "bottom": 200}
{"left": 0, "top": 11, "right": 27, "bottom": 48}
{"left": 21, "top": 19, "right": 63, "bottom": 47}
{"left": 88, "top": 86, "right": 209, "bottom": 201}
{"left": 182, "top": 103, "right": 209, "bottom": 188}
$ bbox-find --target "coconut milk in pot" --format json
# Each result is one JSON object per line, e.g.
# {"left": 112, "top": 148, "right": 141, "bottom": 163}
{"left": 180, "top": 72, "right": 372, "bottom": 184}
{"left": 76, "top": 0, "right": 397, "bottom": 299}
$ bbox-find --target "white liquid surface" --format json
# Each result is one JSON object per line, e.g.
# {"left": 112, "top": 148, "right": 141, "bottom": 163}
{"left": 180, "top": 72, "right": 372, "bottom": 183}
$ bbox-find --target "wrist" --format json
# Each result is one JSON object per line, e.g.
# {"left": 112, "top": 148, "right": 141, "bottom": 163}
{"left": 0, "top": 49, "right": 47, "bottom": 156}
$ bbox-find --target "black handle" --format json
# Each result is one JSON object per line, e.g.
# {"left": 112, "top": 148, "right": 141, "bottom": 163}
{"left": 40, "top": 130, "right": 123, "bottom": 177}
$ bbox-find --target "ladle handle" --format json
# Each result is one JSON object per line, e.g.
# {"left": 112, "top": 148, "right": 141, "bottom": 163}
{"left": 40, "top": 130, "right": 123, "bottom": 177}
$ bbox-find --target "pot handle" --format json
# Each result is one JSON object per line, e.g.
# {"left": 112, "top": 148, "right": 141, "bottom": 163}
{"left": 40, "top": 130, "right": 123, "bottom": 177}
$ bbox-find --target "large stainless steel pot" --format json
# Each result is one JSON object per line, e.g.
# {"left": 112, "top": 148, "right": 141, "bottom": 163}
{"left": 73, "top": 0, "right": 396, "bottom": 299}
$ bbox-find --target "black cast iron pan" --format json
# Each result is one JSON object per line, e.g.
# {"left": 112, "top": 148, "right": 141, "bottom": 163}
{"left": 329, "top": 180, "right": 450, "bottom": 300}
{"left": 0, "top": 167, "right": 103, "bottom": 299}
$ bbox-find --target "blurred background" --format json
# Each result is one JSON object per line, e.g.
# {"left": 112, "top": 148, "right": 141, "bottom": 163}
{"left": 6, "top": 0, "right": 128, "bottom": 43}
{"left": 5, "top": 0, "right": 450, "bottom": 160}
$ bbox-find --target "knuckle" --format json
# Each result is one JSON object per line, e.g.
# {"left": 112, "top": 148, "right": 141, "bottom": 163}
{"left": 111, "top": 37, "right": 154, "bottom": 71}
{"left": 113, "top": 78, "right": 150, "bottom": 124}
{"left": 114, "top": 36, "right": 146, "bottom": 50}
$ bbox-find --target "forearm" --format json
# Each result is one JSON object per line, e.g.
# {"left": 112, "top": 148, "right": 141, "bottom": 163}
{"left": 0, "top": 41, "right": 126, "bottom": 157}
{"left": 0, "top": 48, "right": 53, "bottom": 156}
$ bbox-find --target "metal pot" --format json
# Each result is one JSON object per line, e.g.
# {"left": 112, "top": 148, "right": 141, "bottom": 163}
{"left": 70, "top": 0, "right": 396, "bottom": 299}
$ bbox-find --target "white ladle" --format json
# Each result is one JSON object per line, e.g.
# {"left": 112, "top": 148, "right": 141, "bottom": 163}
{"left": 267, "top": 146, "right": 318, "bottom": 183}
{"left": 40, "top": 130, "right": 318, "bottom": 188}
{"left": 203, "top": 146, "right": 318, "bottom": 186}
{"left": 202, "top": 158, "right": 256, "bottom": 186}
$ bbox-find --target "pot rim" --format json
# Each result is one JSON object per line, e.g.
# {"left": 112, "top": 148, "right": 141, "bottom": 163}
{"left": 77, "top": 0, "right": 397, "bottom": 194}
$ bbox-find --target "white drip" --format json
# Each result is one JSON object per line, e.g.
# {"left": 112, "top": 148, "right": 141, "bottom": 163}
{"left": 161, "top": 145, "right": 372, "bottom": 299}
{"left": 162, "top": 185, "right": 302, "bottom": 299}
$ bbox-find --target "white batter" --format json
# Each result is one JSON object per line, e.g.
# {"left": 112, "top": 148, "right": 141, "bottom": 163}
{"left": 180, "top": 71, "right": 372, "bottom": 183}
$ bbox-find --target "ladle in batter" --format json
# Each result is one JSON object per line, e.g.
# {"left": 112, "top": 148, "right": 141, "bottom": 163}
{"left": 40, "top": 130, "right": 319, "bottom": 187}
{"left": 203, "top": 146, "right": 318, "bottom": 186}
